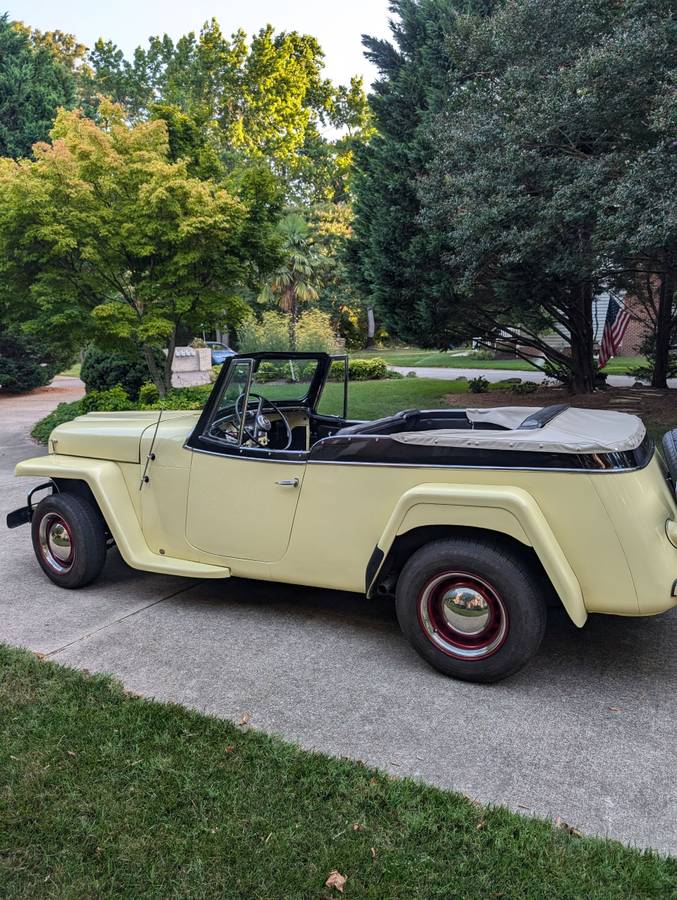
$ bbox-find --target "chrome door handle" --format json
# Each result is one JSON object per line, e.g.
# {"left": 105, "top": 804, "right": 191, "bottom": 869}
{"left": 275, "top": 477, "right": 299, "bottom": 487}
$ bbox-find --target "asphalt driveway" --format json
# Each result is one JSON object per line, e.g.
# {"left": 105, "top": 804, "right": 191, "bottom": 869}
{"left": 1, "top": 381, "right": 676, "bottom": 855}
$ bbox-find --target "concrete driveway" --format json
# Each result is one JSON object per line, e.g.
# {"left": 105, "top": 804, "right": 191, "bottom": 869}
{"left": 1, "top": 381, "right": 676, "bottom": 855}
{"left": 391, "top": 365, "right": 677, "bottom": 388}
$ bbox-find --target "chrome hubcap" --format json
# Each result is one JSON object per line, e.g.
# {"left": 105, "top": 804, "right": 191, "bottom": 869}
{"left": 39, "top": 514, "right": 74, "bottom": 573}
{"left": 440, "top": 586, "right": 491, "bottom": 635}
{"left": 418, "top": 572, "right": 508, "bottom": 660}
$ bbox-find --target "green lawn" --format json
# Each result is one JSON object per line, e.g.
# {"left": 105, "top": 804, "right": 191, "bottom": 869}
{"left": 351, "top": 349, "right": 530, "bottom": 370}
{"left": 1, "top": 645, "right": 674, "bottom": 899}
{"left": 602, "top": 356, "right": 648, "bottom": 374}
{"left": 351, "top": 349, "right": 648, "bottom": 375}
{"left": 320, "top": 377, "right": 467, "bottom": 419}
{"left": 58, "top": 362, "right": 82, "bottom": 378}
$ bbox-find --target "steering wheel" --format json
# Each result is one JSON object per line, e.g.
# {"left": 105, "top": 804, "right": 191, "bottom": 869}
{"left": 234, "top": 392, "right": 293, "bottom": 450}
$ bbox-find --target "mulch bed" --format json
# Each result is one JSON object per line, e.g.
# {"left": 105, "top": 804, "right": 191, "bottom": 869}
{"left": 447, "top": 385, "right": 677, "bottom": 429}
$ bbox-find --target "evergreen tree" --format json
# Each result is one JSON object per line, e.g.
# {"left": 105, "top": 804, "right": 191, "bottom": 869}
{"left": 0, "top": 14, "right": 74, "bottom": 158}
{"left": 420, "top": 0, "right": 676, "bottom": 391}
{"left": 347, "top": 0, "right": 496, "bottom": 345}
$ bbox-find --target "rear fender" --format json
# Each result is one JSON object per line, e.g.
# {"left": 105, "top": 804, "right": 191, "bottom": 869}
{"left": 369, "top": 482, "right": 587, "bottom": 627}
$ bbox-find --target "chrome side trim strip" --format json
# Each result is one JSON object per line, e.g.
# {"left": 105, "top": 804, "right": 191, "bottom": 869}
{"left": 184, "top": 442, "right": 652, "bottom": 474}
{"left": 305, "top": 460, "right": 648, "bottom": 474}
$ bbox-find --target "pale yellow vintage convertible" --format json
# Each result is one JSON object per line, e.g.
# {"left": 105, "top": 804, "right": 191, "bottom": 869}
{"left": 8, "top": 352, "right": 677, "bottom": 682}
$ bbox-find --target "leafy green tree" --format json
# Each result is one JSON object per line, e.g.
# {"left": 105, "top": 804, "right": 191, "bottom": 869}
{"left": 0, "top": 102, "right": 281, "bottom": 395}
{"left": 259, "top": 213, "right": 326, "bottom": 349}
{"left": 0, "top": 14, "right": 74, "bottom": 158}
{"left": 84, "top": 19, "right": 371, "bottom": 202}
{"left": 12, "top": 22, "right": 89, "bottom": 75}
{"left": 420, "top": 0, "right": 676, "bottom": 392}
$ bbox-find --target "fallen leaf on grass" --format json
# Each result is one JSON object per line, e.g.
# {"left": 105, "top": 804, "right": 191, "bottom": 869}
{"left": 67, "top": 750, "right": 76, "bottom": 758}
{"left": 370, "top": 847, "right": 377, "bottom": 860}
{"left": 554, "top": 816, "right": 583, "bottom": 837}
{"left": 476, "top": 820, "right": 486, "bottom": 830}
{"left": 225, "top": 745, "right": 235, "bottom": 754}
{"left": 325, "top": 870, "right": 347, "bottom": 893}
{"left": 237, "top": 713, "right": 251, "bottom": 727}
{"left": 352, "top": 823, "right": 365, "bottom": 831}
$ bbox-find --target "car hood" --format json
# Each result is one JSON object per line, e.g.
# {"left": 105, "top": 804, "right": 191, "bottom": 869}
{"left": 48, "top": 411, "right": 199, "bottom": 464}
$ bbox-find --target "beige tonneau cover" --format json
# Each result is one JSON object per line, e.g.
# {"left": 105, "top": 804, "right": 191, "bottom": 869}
{"left": 389, "top": 406, "right": 646, "bottom": 455}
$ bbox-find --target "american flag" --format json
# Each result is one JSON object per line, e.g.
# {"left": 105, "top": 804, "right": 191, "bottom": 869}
{"left": 598, "top": 295, "right": 631, "bottom": 369}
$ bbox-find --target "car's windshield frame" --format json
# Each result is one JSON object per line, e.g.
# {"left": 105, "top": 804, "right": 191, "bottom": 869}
{"left": 186, "top": 351, "right": 343, "bottom": 459}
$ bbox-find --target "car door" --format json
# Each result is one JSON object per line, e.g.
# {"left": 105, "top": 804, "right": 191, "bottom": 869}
{"left": 185, "top": 358, "right": 305, "bottom": 562}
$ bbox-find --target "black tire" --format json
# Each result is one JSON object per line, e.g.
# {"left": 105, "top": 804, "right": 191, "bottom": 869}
{"left": 396, "top": 538, "right": 547, "bottom": 683}
{"left": 662, "top": 430, "right": 677, "bottom": 483}
{"left": 31, "top": 493, "right": 107, "bottom": 589}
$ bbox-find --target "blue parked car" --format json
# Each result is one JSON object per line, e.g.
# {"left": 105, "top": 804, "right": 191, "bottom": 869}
{"left": 205, "top": 342, "right": 236, "bottom": 365}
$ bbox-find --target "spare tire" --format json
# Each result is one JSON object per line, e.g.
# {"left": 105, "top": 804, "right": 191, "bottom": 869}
{"left": 662, "top": 430, "right": 677, "bottom": 483}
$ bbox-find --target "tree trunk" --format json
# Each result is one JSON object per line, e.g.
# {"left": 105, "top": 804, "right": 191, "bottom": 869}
{"left": 365, "top": 307, "right": 376, "bottom": 348}
{"left": 288, "top": 288, "right": 298, "bottom": 351}
{"left": 163, "top": 330, "right": 177, "bottom": 396}
{"left": 652, "top": 270, "right": 674, "bottom": 389}
{"left": 568, "top": 281, "right": 597, "bottom": 393}
{"left": 143, "top": 345, "right": 168, "bottom": 398}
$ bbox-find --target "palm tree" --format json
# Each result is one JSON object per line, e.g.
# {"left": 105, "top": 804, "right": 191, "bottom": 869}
{"left": 261, "top": 213, "right": 325, "bottom": 349}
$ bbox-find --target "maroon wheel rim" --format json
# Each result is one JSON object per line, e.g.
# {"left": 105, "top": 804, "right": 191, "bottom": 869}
{"left": 417, "top": 571, "right": 508, "bottom": 660}
{"left": 38, "top": 513, "right": 75, "bottom": 575}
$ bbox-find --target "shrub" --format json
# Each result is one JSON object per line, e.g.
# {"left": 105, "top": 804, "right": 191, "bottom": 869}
{"left": 238, "top": 309, "right": 336, "bottom": 354}
{"left": 468, "top": 376, "right": 490, "bottom": 393}
{"left": 138, "top": 383, "right": 160, "bottom": 406}
{"left": 335, "top": 302, "right": 368, "bottom": 350}
{"left": 254, "top": 361, "right": 283, "bottom": 383}
{"left": 80, "top": 345, "right": 157, "bottom": 401}
{"left": 32, "top": 382, "right": 214, "bottom": 444}
{"left": 514, "top": 380, "right": 538, "bottom": 394}
{"left": 296, "top": 309, "right": 336, "bottom": 354}
{"left": 330, "top": 357, "right": 388, "bottom": 381}
{"left": 0, "top": 330, "right": 60, "bottom": 394}
{"left": 238, "top": 311, "right": 289, "bottom": 353}
{"left": 31, "top": 400, "right": 85, "bottom": 444}
{"left": 138, "top": 383, "right": 212, "bottom": 410}
{"left": 80, "top": 386, "right": 133, "bottom": 413}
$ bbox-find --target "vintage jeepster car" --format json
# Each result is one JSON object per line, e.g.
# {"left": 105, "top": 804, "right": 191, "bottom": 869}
{"left": 8, "top": 351, "right": 677, "bottom": 682}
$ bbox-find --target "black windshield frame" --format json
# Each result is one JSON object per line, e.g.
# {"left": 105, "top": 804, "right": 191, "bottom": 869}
{"left": 186, "top": 351, "right": 338, "bottom": 457}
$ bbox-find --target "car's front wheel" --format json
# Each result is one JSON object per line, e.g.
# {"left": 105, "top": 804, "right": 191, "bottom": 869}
{"left": 31, "top": 493, "right": 107, "bottom": 588}
{"left": 395, "top": 538, "right": 547, "bottom": 683}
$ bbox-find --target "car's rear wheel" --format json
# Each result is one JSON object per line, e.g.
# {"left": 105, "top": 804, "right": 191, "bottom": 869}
{"left": 31, "top": 493, "right": 107, "bottom": 588}
{"left": 395, "top": 538, "right": 547, "bottom": 683}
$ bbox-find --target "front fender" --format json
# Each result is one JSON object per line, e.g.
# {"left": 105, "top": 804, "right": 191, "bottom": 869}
{"left": 369, "top": 482, "right": 587, "bottom": 627}
{"left": 14, "top": 455, "right": 230, "bottom": 580}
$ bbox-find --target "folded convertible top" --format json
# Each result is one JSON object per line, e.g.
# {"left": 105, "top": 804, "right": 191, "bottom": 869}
{"left": 389, "top": 407, "right": 646, "bottom": 455}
